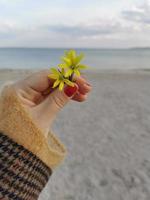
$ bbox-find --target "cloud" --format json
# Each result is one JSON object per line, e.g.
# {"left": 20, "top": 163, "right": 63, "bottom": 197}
{"left": 0, "top": 20, "right": 17, "bottom": 39}
{"left": 43, "top": 20, "right": 122, "bottom": 38}
{"left": 0, "top": 17, "right": 145, "bottom": 48}
{"left": 0, "top": 0, "right": 24, "bottom": 5}
{"left": 0, "top": 0, "right": 150, "bottom": 47}
{"left": 122, "top": 0, "right": 150, "bottom": 25}
{"left": 0, "top": 17, "right": 123, "bottom": 39}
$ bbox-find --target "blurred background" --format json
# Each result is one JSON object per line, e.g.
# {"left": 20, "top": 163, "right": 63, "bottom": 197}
{"left": 0, "top": 0, "right": 150, "bottom": 70}
{"left": 1, "top": 0, "right": 150, "bottom": 199}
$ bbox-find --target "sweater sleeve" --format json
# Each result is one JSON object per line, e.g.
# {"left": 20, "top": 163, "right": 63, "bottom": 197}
{"left": 0, "top": 83, "right": 67, "bottom": 199}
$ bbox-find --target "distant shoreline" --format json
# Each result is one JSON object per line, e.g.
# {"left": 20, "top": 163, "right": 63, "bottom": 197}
{"left": 1, "top": 68, "right": 150, "bottom": 75}
{"left": 0, "top": 47, "right": 150, "bottom": 50}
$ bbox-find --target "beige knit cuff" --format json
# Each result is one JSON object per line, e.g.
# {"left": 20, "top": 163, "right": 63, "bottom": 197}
{"left": 0, "top": 83, "right": 67, "bottom": 170}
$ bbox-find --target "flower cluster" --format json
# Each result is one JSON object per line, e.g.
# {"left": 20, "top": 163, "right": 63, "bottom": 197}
{"left": 48, "top": 50, "right": 88, "bottom": 91}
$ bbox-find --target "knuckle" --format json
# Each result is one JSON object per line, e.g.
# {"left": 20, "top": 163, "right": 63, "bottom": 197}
{"left": 80, "top": 95, "right": 88, "bottom": 102}
{"left": 51, "top": 93, "right": 67, "bottom": 109}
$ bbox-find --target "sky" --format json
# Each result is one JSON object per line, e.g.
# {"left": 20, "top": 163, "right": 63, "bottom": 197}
{"left": 0, "top": 0, "right": 150, "bottom": 48}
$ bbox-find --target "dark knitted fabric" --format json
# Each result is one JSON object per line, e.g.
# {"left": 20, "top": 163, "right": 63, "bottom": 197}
{"left": 0, "top": 132, "right": 52, "bottom": 200}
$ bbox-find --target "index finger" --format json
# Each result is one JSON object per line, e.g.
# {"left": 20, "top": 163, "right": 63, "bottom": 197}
{"left": 23, "top": 69, "right": 54, "bottom": 93}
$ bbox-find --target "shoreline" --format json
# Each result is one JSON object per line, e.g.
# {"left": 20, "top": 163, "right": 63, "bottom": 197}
{"left": 1, "top": 67, "right": 150, "bottom": 73}
{"left": 1, "top": 68, "right": 150, "bottom": 82}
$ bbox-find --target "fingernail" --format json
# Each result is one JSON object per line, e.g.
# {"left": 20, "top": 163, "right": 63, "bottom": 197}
{"left": 64, "top": 85, "right": 78, "bottom": 97}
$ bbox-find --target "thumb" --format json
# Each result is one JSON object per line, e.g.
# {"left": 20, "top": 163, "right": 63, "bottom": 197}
{"left": 48, "top": 83, "right": 78, "bottom": 112}
{"left": 34, "top": 84, "right": 78, "bottom": 127}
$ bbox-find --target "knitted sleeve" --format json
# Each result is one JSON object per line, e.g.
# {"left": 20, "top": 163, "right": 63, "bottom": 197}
{"left": 0, "top": 83, "right": 67, "bottom": 199}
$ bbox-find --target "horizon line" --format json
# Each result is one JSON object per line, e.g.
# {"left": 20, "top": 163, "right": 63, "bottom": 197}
{"left": 0, "top": 46, "right": 150, "bottom": 50}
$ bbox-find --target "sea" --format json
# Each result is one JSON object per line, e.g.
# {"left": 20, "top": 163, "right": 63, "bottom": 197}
{"left": 0, "top": 48, "right": 150, "bottom": 70}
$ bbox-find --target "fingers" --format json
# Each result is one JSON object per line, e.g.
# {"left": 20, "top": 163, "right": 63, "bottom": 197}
{"left": 15, "top": 69, "right": 92, "bottom": 104}
{"left": 12, "top": 69, "right": 55, "bottom": 105}
{"left": 72, "top": 75, "right": 92, "bottom": 102}
{"left": 72, "top": 92, "right": 88, "bottom": 102}
{"left": 22, "top": 69, "right": 54, "bottom": 92}
{"left": 19, "top": 69, "right": 91, "bottom": 95}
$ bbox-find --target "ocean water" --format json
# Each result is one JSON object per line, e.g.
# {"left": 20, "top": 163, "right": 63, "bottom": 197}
{"left": 0, "top": 48, "right": 150, "bottom": 70}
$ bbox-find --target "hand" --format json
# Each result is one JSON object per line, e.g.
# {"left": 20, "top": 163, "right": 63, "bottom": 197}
{"left": 12, "top": 69, "right": 92, "bottom": 137}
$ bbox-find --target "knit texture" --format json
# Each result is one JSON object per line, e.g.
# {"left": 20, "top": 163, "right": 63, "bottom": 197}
{"left": 0, "top": 132, "right": 52, "bottom": 200}
{"left": 0, "top": 83, "right": 67, "bottom": 169}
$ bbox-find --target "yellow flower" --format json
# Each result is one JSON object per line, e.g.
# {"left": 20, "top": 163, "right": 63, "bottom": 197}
{"left": 59, "top": 50, "right": 88, "bottom": 77}
{"left": 48, "top": 68, "right": 74, "bottom": 91}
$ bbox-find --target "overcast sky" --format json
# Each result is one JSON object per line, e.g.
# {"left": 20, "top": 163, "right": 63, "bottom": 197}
{"left": 0, "top": 0, "right": 150, "bottom": 48}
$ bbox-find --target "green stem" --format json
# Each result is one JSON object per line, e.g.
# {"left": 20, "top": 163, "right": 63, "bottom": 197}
{"left": 69, "top": 73, "right": 74, "bottom": 81}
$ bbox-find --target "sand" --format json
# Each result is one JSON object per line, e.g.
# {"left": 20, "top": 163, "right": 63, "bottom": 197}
{"left": 1, "top": 69, "right": 150, "bottom": 200}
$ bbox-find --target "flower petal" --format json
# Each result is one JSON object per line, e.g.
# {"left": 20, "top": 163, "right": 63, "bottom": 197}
{"left": 61, "top": 68, "right": 65, "bottom": 75}
{"left": 69, "top": 50, "right": 76, "bottom": 63}
{"left": 59, "top": 81, "right": 64, "bottom": 91}
{"left": 61, "top": 57, "right": 72, "bottom": 67}
{"left": 51, "top": 68, "right": 60, "bottom": 75}
{"left": 64, "top": 79, "right": 74, "bottom": 87}
{"left": 48, "top": 74, "right": 58, "bottom": 79}
{"left": 77, "top": 64, "right": 88, "bottom": 69}
{"left": 74, "top": 53, "right": 84, "bottom": 65}
{"left": 52, "top": 79, "right": 60, "bottom": 88}
{"left": 65, "top": 68, "right": 73, "bottom": 77}
{"left": 74, "top": 69, "right": 80, "bottom": 76}
{"left": 58, "top": 63, "right": 68, "bottom": 68}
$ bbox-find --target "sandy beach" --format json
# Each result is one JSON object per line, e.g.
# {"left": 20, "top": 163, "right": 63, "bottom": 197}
{"left": 1, "top": 69, "right": 150, "bottom": 200}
